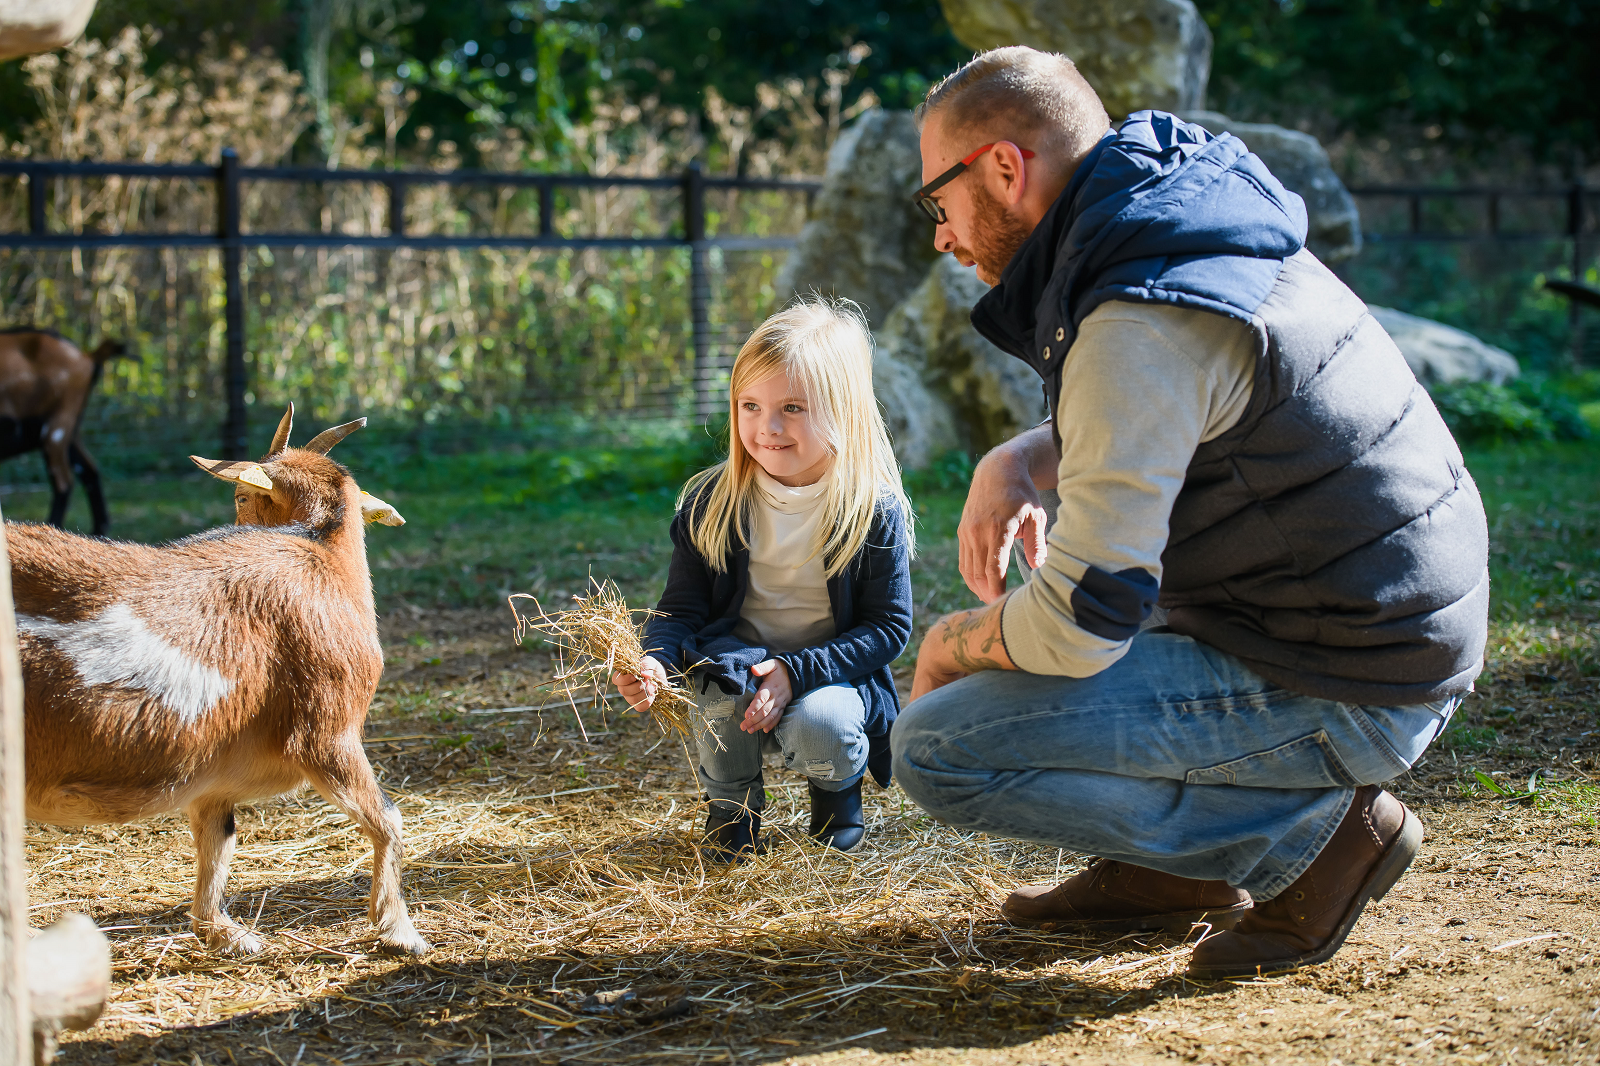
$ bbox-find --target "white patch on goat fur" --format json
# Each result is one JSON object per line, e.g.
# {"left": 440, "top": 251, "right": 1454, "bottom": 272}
{"left": 49, "top": 427, "right": 65, "bottom": 443}
{"left": 17, "top": 603, "right": 234, "bottom": 725}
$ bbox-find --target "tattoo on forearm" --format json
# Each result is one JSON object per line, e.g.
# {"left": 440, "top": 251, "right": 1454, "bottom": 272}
{"left": 942, "top": 610, "right": 1007, "bottom": 672}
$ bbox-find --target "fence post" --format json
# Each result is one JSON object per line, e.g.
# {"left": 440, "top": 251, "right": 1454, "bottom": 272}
{"left": 218, "top": 148, "right": 247, "bottom": 460}
{"left": 388, "top": 178, "right": 406, "bottom": 237}
{"left": 27, "top": 167, "right": 45, "bottom": 236}
{"left": 684, "top": 161, "right": 715, "bottom": 420}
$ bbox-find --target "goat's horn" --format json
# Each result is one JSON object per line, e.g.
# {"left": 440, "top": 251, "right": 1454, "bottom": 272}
{"left": 303, "top": 417, "right": 366, "bottom": 455}
{"left": 269, "top": 403, "right": 294, "bottom": 454}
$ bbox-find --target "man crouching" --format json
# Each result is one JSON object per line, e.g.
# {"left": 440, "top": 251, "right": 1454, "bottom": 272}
{"left": 891, "top": 47, "right": 1487, "bottom": 978}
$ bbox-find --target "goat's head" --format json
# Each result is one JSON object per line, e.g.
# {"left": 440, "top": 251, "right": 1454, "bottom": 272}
{"left": 188, "top": 404, "right": 405, "bottom": 534}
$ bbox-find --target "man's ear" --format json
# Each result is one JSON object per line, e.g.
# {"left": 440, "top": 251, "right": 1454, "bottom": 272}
{"left": 988, "top": 140, "right": 1031, "bottom": 207}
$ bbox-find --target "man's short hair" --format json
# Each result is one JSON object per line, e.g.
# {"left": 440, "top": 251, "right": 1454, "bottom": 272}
{"left": 918, "top": 46, "right": 1110, "bottom": 161}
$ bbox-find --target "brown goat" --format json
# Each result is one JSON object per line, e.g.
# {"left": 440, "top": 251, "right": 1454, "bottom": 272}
{"left": 0, "top": 327, "right": 132, "bottom": 535}
{"left": 10, "top": 404, "right": 428, "bottom": 956}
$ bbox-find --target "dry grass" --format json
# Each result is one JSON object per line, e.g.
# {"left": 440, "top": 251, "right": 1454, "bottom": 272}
{"left": 25, "top": 608, "right": 1600, "bottom": 1065}
{"left": 508, "top": 580, "right": 703, "bottom": 743}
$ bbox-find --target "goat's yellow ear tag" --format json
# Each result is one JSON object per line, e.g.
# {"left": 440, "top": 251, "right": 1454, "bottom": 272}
{"left": 237, "top": 464, "right": 274, "bottom": 491}
{"left": 190, "top": 456, "right": 275, "bottom": 493}
{"left": 359, "top": 490, "right": 405, "bottom": 527}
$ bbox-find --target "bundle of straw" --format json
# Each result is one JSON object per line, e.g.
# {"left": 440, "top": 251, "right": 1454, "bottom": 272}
{"left": 509, "top": 580, "right": 700, "bottom": 739}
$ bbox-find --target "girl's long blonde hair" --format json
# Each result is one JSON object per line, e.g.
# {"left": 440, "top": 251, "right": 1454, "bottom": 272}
{"left": 679, "top": 296, "right": 914, "bottom": 576}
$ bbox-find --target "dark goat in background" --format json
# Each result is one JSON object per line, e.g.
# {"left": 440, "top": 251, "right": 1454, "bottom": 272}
{"left": 0, "top": 327, "right": 132, "bottom": 534}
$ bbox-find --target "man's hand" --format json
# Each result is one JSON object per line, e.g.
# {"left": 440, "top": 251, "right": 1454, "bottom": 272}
{"left": 909, "top": 599, "right": 1016, "bottom": 703}
{"left": 959, "top": 425, "right": 1058, "bottom": 603}
{"left": 612, "top": 655, "right": 668, "bottom": 713}
{"left": 743, "top": 659, "right": 792, "bottom": 733}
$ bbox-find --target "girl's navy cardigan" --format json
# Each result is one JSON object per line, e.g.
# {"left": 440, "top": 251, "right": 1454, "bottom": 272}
{"left": 642, "top": 488, "right": 913, "bottom": 787}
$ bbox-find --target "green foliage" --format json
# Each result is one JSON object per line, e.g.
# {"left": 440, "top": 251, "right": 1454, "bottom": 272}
{"left": 1431, "top": 375, "right": 1593, "bottom": 444}
{"left": 7, "top": 0, "right": 1596, "bottom": 168}
{"left": 902, "top": 448, "right": 976, "bottom": 496}
{"left": 1338, "top": 239, "right": 1597, "bottom": 380}
{"left": 1201, "top": 0, "right": 1600, "bottom": 161}
{"left": 2, "top": 0, "right": 966, "bottom": 163}
{"left": 1465, "top": 439, "right": 1600, "bottom": 624}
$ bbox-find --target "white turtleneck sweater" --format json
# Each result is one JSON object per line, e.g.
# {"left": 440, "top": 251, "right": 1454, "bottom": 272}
{"left": 732, "top": 469, "right": 837, "bottom": 654}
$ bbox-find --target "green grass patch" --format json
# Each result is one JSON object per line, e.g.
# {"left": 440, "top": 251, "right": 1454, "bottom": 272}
{"left": 4, "top": 435, "right": 1596, "bottom": 655}
{"left": 1459, "top": 771, "right": 1600, "bottom": 825}
{"left": 1465, "top": 439, "right": 1600, "bottom": 632}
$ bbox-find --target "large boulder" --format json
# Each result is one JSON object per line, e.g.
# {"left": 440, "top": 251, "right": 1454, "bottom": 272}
{"left": 1367, "top": 306, "right": 1521, "bottom": 386}
{"left": 776, "top": 110, "right": 937, "bottom": 329}
{"left": 937, "top": 0, "right": 1211, "bottom": 118}
{"left": 875, "top": 256, "right": 1046, "bottom": 467}
{"left": 872, "top": 345, "right": 962, "bottom": 473}
{"left": 1179, "top": 110, "right": 1361, "bottom": 264}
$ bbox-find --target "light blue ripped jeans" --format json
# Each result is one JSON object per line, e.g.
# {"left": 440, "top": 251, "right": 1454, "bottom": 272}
{"left": 890, "top": 627, "right": 1461, "bottom": 900}
{"left": 694, "top": 677, "right": 868, "bottom": 813}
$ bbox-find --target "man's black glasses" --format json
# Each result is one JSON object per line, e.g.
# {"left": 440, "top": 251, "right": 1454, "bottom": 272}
{"left": 911, "top": 142, "right": 1036, "bottom": 224}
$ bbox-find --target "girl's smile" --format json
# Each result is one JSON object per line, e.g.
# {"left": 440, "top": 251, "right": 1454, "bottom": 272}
{"left": 737, "top": 372, "right": 832, "bottom": 486}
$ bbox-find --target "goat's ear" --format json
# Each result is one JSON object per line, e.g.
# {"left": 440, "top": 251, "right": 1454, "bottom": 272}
{"left": 359, "top": 490, "right": 405, "bottom": 527}
{"left": 303, "top": 417, "right": 366, "bottom": 455}
{"left": 268, "top": 403, "right": 294, "bottom": 455}
{"left": 190, "top": 456, "right": 275, "bottom": 494}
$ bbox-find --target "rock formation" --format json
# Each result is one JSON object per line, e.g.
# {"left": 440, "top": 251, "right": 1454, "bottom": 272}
{"left": 1367, "top": 306, "right": 1521, "bottom": 386}
{"left": 775, "top": 110, "right": 937, "bottom": 329}
{"left": 870, "top": 345, "right": 962, "bottom": 473}
{"left": 874, "top": 256, "right": 1047, "bottom": 467}
{"left": 937, "top": 0, "right": 1212, "bottom": 118}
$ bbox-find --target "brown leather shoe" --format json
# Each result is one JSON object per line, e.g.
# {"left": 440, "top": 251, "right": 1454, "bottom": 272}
{"left": 1003, "top": 858, "right": 1252, "bottom": 936}
{"left": 1188, "top": 785, "right": 1423, "bottom": 979}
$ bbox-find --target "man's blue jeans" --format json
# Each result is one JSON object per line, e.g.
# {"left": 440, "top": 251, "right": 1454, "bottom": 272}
{"left": 891, "top": 628, "right": 1459, "bottom": 900}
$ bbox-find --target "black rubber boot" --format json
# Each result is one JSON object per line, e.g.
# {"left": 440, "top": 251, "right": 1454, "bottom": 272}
{"left": 702, "top": 799, "right": 762, "bottom": 864}
{"left": 808, "top": 779, "right": 865, "bottom": 852}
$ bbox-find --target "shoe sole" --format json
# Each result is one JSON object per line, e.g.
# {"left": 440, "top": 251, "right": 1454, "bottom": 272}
{"left": 1187, "top": 806, "right": 1424, "bottom": 979}
{"left": 1005, "top": 901, "right": 1253, "bottom": 937}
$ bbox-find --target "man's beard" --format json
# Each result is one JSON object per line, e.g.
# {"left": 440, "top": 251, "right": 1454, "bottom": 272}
{"left": 957, "top": 182, "right": 1034, "bottom": 285}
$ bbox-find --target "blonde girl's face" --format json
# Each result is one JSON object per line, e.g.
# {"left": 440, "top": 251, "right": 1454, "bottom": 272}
{"left": 736, "top": 371, "right": 832, "bottom": 487}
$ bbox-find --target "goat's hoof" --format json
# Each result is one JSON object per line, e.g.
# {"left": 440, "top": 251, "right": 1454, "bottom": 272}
{"left": 377, "top": 925, "right": 431, "bottom": 956}
{"left": 198, "top": 923, "right": 264, "bottom": 956}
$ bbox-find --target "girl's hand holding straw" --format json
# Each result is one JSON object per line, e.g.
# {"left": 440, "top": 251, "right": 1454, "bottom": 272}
{"left": 613, "top": 656, "right": 668, "bottom": 713}
{"left": 508, "top": 582, "right": 704, "bottom": 742}
{"left": 742, "top": 659, "right": 791, "bottom": 733}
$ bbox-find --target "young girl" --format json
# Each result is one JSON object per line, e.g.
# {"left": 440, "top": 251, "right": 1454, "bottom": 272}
{"left": 613, "top": 297, "right": 914, "bottom": 861}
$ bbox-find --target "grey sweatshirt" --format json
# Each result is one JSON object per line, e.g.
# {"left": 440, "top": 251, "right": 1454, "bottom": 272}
{"left": 1001, "top": 299, "right": 1256, "bottom": 676}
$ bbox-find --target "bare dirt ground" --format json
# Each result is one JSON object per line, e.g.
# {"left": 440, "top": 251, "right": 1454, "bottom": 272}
{"left": 33, "top": 608, "right": 1600, "bottom": 1066}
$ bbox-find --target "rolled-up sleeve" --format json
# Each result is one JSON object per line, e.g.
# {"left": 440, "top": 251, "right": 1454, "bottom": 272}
{"left": 1001, "top": 301, "right": 1255, "bottom": 676}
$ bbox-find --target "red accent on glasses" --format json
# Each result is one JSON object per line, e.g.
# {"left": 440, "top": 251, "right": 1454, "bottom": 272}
{"left": 912, "top": 143, "right": 1037, "bottom": 223}
{"left": 962, "top": 143, "right": 1037, "bottom": 166}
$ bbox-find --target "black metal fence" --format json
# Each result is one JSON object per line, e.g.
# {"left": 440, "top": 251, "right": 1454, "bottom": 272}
{"left": 1347, "top": 181, "right": 1596, "bottom": 365}
{"left": 0, "top": 152, "right": 820, "bottom": 459}
{"left": 3, "top": 163, "right": 1594, "bottom": 470}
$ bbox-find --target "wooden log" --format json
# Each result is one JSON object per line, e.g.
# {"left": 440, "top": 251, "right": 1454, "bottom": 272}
{"left": 0, "top": 509, "right": 32, "bottom": 1066}
{"left": 27, "top": 914, "right": 110, "bottom": 1065}
{"left": 0, "top": 6, "right": 106, "bottom": 1057}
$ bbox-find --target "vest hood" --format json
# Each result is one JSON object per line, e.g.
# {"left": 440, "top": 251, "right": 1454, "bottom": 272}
{"left": 972, "top": 111, "right": 1310, "bottom": 367}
